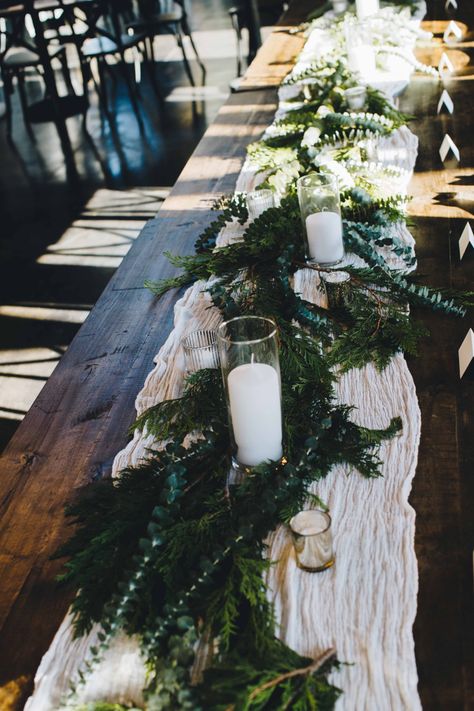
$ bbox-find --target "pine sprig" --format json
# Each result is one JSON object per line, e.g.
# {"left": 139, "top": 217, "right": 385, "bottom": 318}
{"left": 57, "top": 4, "right": 473, "bottom": 709}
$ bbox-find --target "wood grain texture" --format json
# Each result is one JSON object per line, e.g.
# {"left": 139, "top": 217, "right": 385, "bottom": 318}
{"left": 405, "top": 14, "right": 474, "bottom": 710}
{"left": 238, "top": 0, "right": 317, "bottom": 89}
{"left": 0, "top": 1, "right": 473, "bottom": 710}
{"left": 0, "top": 88, "right": 277, "bottom": 710}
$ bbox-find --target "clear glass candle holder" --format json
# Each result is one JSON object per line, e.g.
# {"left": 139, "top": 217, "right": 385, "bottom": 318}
{"left": 344, "top": 18, "right": 376, "bottom": 78}
{"left": 217, "top": 316, "right": 283, "bottom": 473}
{"left": 344, "top": 85, "right": 367, "bottom": 111}
{"left": 246, "top": 189, "right": 275, "bottom": 221}
{"left": 320, "top": 269, "right": 351, "bottom": 309}
{"left": 332, "top": 0, "right": 348, "bottom": 14}
{"left": 297, "top": 173, "right": 345, "bottom": 267}
{"left": 290, "top": 510, "right": 335, "bottom": 572}
{"left": 182, "top": 329, "right": 219, "bottom": 373}
{"left": 355, "top": 0, "right": 379, "bottom": 19}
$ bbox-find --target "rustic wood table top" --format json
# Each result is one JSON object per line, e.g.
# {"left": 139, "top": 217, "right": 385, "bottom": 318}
{"left": 0, "top": 1, "right": 473, "bottom": 709}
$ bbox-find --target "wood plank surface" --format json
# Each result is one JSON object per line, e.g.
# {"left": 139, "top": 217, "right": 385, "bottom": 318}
{"left": 0, "top": 89, "right": 278, "bottom": 710}
{"left": 405, "top": 4, "right": 474, "bottom": 708}
{"left": 238, "top": 0, "right": 316, "bottom": 89}
{"left": 0, "top": 1, "right": 473, "bottom": 710}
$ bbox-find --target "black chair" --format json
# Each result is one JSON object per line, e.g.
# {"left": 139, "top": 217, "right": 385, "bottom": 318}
{"left": 127, "top": 0, "right": 205, "bottom": 87}
{"left": 35, "top": 0, "right": 147, "bottom": 115}
{"left": 228, "top": 0, "right": 285, "bottom": 80}
{"left": 0, "top": 3, "right": 84, "bottom": 137}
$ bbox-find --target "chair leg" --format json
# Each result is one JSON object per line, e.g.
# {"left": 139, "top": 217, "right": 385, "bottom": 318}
{"left": 175, "top": 29, "right": 195, "bottom": 87}
{"left": 183, "top": 25, "right": 206, "bottom": 80}
{"left": 17, "top": 71, "right": 35, "bottom": 141}
{"left": 229, "top": 10, "right": 243, "bottom": 78}
{"left": 133, "top": 45, "right": 142, "bottom": 86}
{"left": 116, "top": 51, "right": 142, "bottom": 114}
{"left": 143, "top": 37, "right": 164, "bottom": 103}
{"left": 2, "top": 70, "right": 13, "bottom": 139}
{"left": 96, "top": 57, "right": 109, "bottom": 112}
{"left": 59, "top": 49, "right": 76, "bottom": 96}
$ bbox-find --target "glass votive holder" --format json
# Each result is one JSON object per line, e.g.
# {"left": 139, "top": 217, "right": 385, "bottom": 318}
{"left": 320, "top": 270, "right": 351, "bottom": 309}
{"left": 344, "top": 85, "right": 367, "bottom": 111}
{"left": 182, "top": 329, "right": 219, "bottom": 373}
{"left": 297, "top": 172, "right": 345, "bottom": 267}
{"left": 355, "top": 0, "right": 379, "bottom": 19}
{"left": 344, "top": 18, "right": 376, "bottom": 78}
{"left": 332, "top": 0, "right": 348, "bottom": 14}
{"left": 217, "top": 316, "right": 283, "bottom": 473}
{"left": 290, "top": 510, "right": 335, "bottom": 573}
{"left": 246, "top": 189, "right": 275, "bottom": 221}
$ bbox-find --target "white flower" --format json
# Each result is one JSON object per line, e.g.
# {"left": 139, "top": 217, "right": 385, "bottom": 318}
{"left": 268, "top": 160, "right": 302, "bottom": 198}
{"left": 316, "top": 105, "right": 332, "bottom": 118}
{"left": 301, "top": 126, "right": 322, "bottom": 148}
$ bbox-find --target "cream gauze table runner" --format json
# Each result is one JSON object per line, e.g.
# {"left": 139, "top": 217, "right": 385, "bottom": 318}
{"left": 26, "top": 6, "right": 428, "bottom": 710}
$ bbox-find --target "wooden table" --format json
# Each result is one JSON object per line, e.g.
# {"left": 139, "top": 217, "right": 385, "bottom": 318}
{"left": 0, "top": 1, "right": 473, "bottom": 709}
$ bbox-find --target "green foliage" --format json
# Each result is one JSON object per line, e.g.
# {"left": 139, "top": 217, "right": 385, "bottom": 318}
{"left": 59, "top": 5, "right": 473, "bottom": 710}
{"left": 198, "top": 644, "right": 342, "bottom": 710}
{"left": 261, "top": 111, "right": 398, "bottom": 151}
{"left": 132, "top": 368, "right": 226, "bottom": 441}
{"left": 74, "top": 705, "right": 140, "bottom": 711}
{"left": 145, "top": 194, "right": 472, "bottom": 373}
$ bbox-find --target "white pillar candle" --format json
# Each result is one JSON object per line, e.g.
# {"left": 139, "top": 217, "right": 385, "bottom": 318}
{"left": 347, "top": 44, "right": 376, "bottom": 77}
{"left": 228, "top": 362, "right": 282, "bottom": 467}
{"left": 355, "top": 0, "right": 379, "bottom": 19}
{"left": 332, "top": 0, "right": 348, "bottom": 14}
{"left": 305, "top": 211, "right": 344, "bottom": 264}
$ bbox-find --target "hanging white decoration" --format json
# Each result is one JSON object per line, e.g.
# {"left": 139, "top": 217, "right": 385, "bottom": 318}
{"left": 459, "top": 223, "right": 474, "bottom": 260}
{"left": 438, "top": 51, "right": 455, "bottom": 74}
{"left": 437, "top": 89, "right": 454, "bottom": 114}
{"left": 443, "top": 20, "right": 463, "bottom": 43}
{"left": 458, "top": 329, "right": 474, "bottom": 378}
{"left": 439, "top": 134, "right": 460, "bottom": 162}
{"left": 445, "top": 0, "right": 458, "bottom": 11}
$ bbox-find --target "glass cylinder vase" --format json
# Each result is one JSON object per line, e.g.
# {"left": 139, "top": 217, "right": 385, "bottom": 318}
{"left": 297, "top": 173, "right": 345, "bottom": 266}
{"left": 355, "top": 0, "right": 379, "bottom": 19}
{"left": 217, "top": 316, "right": 283, "bottom": 472}
{"left": 331, "top": 0, "right": 348, "bottom": 14}
{"left": 344, "top": 18, "right": 376, "bottom": 79}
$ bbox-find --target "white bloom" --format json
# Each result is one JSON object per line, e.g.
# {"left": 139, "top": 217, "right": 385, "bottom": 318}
{"left": 301, "top": 126, "right": 322, "bottom": 148}
{"left": 316, "top": 105, "right": 332, "bottom": 118}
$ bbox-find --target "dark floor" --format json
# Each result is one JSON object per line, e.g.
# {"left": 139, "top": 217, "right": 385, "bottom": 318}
{"left": 0, "top": 0, "right": 271, "bottom": 451}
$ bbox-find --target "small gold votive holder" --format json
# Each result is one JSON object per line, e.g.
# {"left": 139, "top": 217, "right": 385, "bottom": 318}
{"left": 320, "top": 270, "right": 351, "bottom": 310}
{"left": 182, "top": 329, "right": 219, "bottom": 373}
{"left": 289, "top": 510, "right": 335, "bottom": 572}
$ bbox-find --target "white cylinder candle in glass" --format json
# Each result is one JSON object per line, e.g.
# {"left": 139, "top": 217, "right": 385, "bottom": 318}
{"left": 217, "top": 316, "right": 283, "bottom": 471}
{"left": 297, "top": 173, "right": 345, "bottom": 266}
{"left": 332, "top": 0, "right": 348, "bottom": 14}
{"left": 355, "top": 0, "right": 379, "bottom": 19}
{"left": 344, "top": 19, "right": 376, "bottom": 79}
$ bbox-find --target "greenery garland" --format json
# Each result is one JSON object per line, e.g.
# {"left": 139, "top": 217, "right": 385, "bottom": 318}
{"left": 54, "top": 3, "right": 473, "bottom": 710}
